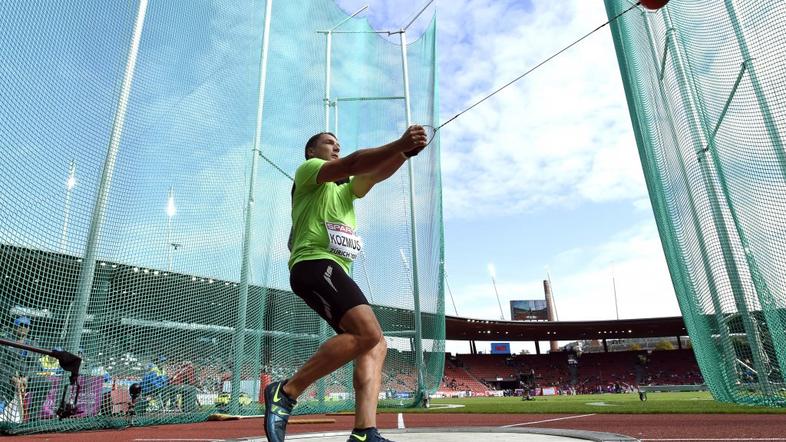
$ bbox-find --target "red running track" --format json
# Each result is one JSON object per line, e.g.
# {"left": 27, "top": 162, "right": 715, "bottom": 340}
{"left": 9, "top": 413, "right": 786, "bottom": 441}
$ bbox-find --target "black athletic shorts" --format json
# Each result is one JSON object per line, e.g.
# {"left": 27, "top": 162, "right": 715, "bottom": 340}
{"left": 289, "top": 259, "right": 369, "bottom": 334}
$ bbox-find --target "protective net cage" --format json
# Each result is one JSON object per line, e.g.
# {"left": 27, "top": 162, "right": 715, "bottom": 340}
{"left": 0, "top": 0, "right": 444, "bottom": 434}
{"left": 605, "top": 0, "right": 786, "bottom": 406}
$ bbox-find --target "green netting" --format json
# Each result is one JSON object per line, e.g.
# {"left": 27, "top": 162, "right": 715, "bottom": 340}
{"left": 0, "top": 0, "right": 444, "bottom": 434}
{"left": 604, "top": 0, "right": 786, "bottom": 406}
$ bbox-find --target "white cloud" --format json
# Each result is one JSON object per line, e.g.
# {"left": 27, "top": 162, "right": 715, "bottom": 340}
{"left": 332, "top": 1, "right": 650, "bottom": 218}
{"left": 434, "top": 0, "right": 648, "bottom": 219}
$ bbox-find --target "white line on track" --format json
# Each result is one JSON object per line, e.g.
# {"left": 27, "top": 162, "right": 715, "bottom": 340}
{"left": 425, "top": 403, "right": 466, "bottom": 410}
{"left": 499, "top": 413, "right": 597, "bottom": 428}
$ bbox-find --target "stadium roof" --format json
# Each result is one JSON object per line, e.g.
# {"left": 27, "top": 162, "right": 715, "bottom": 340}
{"left": 445, "top": 314, "right": 688, "bottom": 342}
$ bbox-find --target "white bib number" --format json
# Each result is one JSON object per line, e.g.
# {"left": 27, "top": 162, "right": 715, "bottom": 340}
{"left": 325, "top": 222, "right": 363, "bottom": 261}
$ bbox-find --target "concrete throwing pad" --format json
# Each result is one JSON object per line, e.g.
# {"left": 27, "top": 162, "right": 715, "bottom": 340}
{"left": 235, "top": 427, "right": 637, "bottom": 442}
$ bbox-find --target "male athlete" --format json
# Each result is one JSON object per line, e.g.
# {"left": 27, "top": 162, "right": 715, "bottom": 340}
{"left": 264, "top": 126, "right": 428, "bottom": 442}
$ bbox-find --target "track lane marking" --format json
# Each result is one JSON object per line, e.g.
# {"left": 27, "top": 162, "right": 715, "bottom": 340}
{"left": 499, "top": 413, "right": 597, "bottom": 428}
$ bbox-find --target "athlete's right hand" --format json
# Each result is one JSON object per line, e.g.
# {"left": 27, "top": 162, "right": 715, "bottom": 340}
{"left": 399, "top": 125, "right": 428, "bottom": 156}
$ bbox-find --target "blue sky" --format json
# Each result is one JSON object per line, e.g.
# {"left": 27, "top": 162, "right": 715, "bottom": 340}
{"left": 333, "top": 0, "right": 680, "bottom": 353}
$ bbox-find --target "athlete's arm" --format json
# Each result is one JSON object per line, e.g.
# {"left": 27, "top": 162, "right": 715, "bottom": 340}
{"left": 316, "top": 125, "right": 427, "bottom": 185}
{"left": 348, "top": 126, "right": 428, "bottom": 198}
{"left": 350, "top": 153, "right": 408, "bottom": 198}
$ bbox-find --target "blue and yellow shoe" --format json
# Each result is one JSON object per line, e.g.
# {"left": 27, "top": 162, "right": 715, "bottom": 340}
{"left": 346, "top": 427, "right": 395, "bottom": 442}
{"left": 263, "top": 380, "right": 297, "bottom": 442}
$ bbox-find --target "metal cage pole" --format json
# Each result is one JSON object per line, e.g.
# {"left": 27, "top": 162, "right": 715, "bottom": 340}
{"left": 639, "top": 11, "right": 739, "bottom": 391}
{"left": 661, "top": 8, "right": 773, "bottom": 395}
{"left": 231, "top": 0, "right": 273, "bottom": 413}
{"left": 722, "top": 0, "right": 786, "bottom": 383}
{"left": 315, "top": 7, "right": 369, "bottom": 403}
{"left": 722, "top": 0, "right": 786, "bottom": 173}
{"left": 321, "top": 6, "right": 367, "bottom": 132}
{"left": 66, "top": 0, "right": 148, "bottom": 354}
{"left": 324, "top": 31, "right": 332, "bottom": 131}
{"left": 394, "top": 0, "right": 435, "bottom": 406}
{"left": 399, "top": 30, "right": 426, "bottom": 401}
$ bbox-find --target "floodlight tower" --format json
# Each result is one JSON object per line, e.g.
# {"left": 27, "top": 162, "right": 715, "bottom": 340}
{"left": 59, "top": 160, "right": 77, "bottom": 253}
{"left": 488, "top": 263, "right": 505, "bottom": 320}
{"left": 166, "top": 187, "right": 176, "bottom": 271}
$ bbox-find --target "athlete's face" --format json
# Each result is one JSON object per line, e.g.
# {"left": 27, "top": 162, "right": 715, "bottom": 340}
{"left": 308, "top": 133, "right": 340, "bottom": 161}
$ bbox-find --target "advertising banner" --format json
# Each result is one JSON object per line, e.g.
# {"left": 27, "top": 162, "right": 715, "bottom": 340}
{"left": 490, "top": 342, "right": 511, "bottom": 354}
{"left": 41, "top": 375, "right": 102, "bottom": 419}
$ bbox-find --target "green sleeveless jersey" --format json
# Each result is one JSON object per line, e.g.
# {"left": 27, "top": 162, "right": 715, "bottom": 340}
{"left": 288, "top": 158, "right": 361, "bottom": 274}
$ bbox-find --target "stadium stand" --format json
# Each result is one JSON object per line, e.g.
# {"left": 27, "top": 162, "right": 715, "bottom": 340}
{"left": 440, "top": 356, "right": 488, "bottom": 395}
{"left": 449, "top": 349, "right": 703, "bottom": 395}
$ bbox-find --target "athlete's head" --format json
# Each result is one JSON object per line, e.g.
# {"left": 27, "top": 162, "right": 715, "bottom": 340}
{"left": 305, "top": 132, "right": 339, "bottom": 161}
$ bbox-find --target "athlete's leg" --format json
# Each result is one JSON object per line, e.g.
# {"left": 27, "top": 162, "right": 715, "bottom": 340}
{"left": 352, "top": 337, "right": 387, "bottom": 429}
{"left": 284, "top": 305, "right": 382, "bottom": 398}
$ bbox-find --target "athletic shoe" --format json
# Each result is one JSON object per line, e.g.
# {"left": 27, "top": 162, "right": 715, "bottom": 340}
{"left": 346, "top": 427, "right": 395, "bottom": 442}
{"left": 263, "top": 380, "right": 297, "bottom": 442}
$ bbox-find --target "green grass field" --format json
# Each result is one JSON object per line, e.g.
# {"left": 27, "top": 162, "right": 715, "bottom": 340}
{"left": 379, "top": 392, "right": 786, "bottom": 414}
